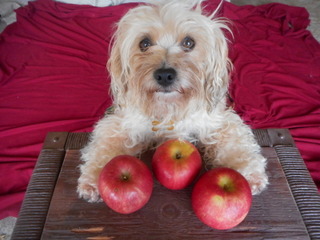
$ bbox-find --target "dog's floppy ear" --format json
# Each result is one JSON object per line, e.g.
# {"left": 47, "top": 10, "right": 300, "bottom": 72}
{"left": 107, "top": 25, "right": 129, "bottom": 109}
{"left": 204, "top": 19, "right": 232, "bottom": 111}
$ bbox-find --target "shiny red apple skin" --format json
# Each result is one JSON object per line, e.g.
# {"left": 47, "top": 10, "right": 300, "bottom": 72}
{"left": 152, "top": 139, "right": 202, "bottom": 190}
{"left": 192, "top": 167, "right": 252, "bottom": 230}
{"left": 98, "top": 155, "right": 153, "bottom": 214}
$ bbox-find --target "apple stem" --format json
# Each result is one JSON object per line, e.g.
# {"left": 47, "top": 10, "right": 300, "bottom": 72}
{"left": 223, "top": 185, "right": 229, "bottom": 191}
{"left": 175, "top": 152, "right": 182, "bottom": 160}
{"left": 121, "top": 174, "right": 130, "bottom": 181}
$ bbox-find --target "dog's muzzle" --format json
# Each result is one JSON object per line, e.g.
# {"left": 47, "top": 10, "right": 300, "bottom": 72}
{"left": 153, "top": 68, "right": 177, "bottom": 87}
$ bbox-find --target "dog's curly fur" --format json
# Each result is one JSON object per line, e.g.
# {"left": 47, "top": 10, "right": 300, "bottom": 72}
{"left": 77, "top": 0, "right": 268, "bottom": 202}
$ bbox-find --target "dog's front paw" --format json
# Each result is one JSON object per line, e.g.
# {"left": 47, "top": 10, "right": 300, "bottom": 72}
{"left": 77, "top": 181, "right": 102, "bottom": 203}
{"left": 246, "top": 172, "right": 269, "bottom": 195}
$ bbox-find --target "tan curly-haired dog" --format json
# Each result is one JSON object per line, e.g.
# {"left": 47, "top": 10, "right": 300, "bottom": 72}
{"left": 77, "top": 0, "right": 268, "bottom": 202}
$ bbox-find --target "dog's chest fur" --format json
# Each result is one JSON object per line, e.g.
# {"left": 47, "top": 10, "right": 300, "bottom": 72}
{"left": 117, "top": 106, "right": 224, "bottom": 148}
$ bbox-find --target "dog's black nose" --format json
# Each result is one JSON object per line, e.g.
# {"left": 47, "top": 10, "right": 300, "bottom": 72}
{"left": 153, "top": 68, "right": 177, "bottom": 87}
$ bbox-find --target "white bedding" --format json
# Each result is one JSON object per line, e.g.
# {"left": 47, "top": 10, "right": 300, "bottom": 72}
{"left": 55, "top": 0, "right": 148, "bottom": 7}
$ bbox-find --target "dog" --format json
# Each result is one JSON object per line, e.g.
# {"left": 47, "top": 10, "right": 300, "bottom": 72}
{"left": 77, "top": 0, "right": 268, "bottom": 203}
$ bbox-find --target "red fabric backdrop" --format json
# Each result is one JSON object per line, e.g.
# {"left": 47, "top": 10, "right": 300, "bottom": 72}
{"left": 227, "top": 3, "right": 320, "bottom": 191}
{"left": 0, "top": 0, "right": 319, "bottom": 219}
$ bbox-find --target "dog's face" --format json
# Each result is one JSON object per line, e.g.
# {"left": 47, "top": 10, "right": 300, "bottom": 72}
{"left": 108, "top": 1, "right": 231, "bottom": 121}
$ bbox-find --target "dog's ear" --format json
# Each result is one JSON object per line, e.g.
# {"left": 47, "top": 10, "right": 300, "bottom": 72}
{"left": 204, "top": 21, "right": 232, "bottom": 111}
{"left": 107, "top": 28, "right": 129, "bottom": 108}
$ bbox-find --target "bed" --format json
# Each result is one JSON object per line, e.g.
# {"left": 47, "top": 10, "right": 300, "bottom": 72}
{"left": 0, "top": 0, "right": 319, "bottom": 220}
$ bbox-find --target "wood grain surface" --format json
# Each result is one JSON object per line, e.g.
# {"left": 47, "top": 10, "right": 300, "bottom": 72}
{"left": 41, "top": 148, "right": 309, "bottom": 239}
{"left": 12, "top": 130, "right": 320, "bottom": 240}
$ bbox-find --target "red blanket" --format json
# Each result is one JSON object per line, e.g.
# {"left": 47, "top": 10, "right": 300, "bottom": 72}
{"left": 0, "top": 0, "right": 319, "bottom": 219}
{"left": 227, "top": 3, "right": 320, "bottom": 193}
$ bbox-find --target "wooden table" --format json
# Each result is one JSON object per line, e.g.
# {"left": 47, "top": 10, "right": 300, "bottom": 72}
{"left": 11, "top": 129, "right": 320, "bottom": 239}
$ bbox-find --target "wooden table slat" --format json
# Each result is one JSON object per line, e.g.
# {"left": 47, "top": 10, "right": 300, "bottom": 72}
{"left": 11, "top": 150, "right": 66, "bottom": 240}
{"left": 275, "top": 145, "right": 320, "bottom": 239}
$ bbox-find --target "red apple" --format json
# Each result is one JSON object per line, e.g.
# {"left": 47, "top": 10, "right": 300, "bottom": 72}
{"left": 152, "top": 139, "right": 202, "bottom": 190}
{"left": 192, "top": 168, "right": 252, "bottom": 230}
{"left": 98, "top": 155, "right": 153, "bottom": 214}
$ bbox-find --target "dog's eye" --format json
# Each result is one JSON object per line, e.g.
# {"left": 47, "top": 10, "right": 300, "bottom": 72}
{"left": 181, "top": 37, "right": 195, "bottom": 51}
{"left": 139, "top": 38, "right": 152, "bottom": 52}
